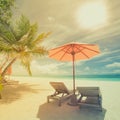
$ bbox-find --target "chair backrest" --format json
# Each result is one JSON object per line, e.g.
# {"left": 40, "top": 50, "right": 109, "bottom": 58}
{"left": 77, "top": 87, "right": 100, "bottom": 96}
{"left": 50, "top": 82, "right": 69, "bottom": 94}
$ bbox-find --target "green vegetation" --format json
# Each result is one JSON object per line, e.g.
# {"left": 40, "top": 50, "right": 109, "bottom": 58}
{"left": 0, "top": 15, "right": 50, "bottom": 79}
{"left": 0, "top": 0, "right": 50, "bottom": 90}
{"left": 0, "top": 0, "right": 15, "bottom": 24}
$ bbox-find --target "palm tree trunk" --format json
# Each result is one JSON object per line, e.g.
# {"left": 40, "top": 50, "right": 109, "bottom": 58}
{"left": 0, "top": 55, "right": 9, "bottom": 70}
{"left": 1, "top": 57, "right": 17, "bottom": 78}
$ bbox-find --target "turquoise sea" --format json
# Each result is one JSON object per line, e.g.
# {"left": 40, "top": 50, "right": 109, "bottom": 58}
{"left": 12, "top": 74, "right": 120, "bottom": 82}
{"left": 48, "top": 74, "right": 120, "bottom": 82}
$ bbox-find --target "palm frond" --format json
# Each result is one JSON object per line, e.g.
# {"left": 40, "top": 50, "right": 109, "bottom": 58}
{"left": 0, "top": 22, "right": 16, "bottom": 44}
{"left": 33, "top": 32, "right": 51, "bottom": 45}
{"left": 0, "top": 39, "right": 13, "bottom": 52}
{"left": 20, "top": 52, "right": 32, "bottom": 75}
{"left": 14, "top": 15, "right": 30, "bottom": 40}
{"left": 27, "top": 23, "right": 38, "bottom": 41}
{"left": 31, "top": 47, "right": 48, "bottom": 56}
{"left": 17, "top": 23, "right": 37, "bottom": 48}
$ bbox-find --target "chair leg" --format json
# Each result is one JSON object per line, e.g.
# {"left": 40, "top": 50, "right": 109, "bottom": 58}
{"left": 47, "top": 96, "right": 50, "bottom": 103}
{"left": 77, "top": 95, "right": 83, "bottom": 102}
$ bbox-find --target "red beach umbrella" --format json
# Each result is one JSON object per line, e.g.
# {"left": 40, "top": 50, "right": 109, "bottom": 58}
{"left": 49, "top": 42, "right": 100, "bottom": 105}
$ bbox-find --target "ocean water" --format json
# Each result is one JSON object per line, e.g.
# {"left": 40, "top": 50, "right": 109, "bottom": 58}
{"left": 76, "top": 74, "right": 120, "bottom": 82}
{"left": 12, "top": 74, "right": 120, "bottom": 82}
{"left": 48, "top": 74, "right": 120, "bottom": 82}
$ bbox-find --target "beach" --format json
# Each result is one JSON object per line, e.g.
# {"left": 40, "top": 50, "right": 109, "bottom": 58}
{"left": 0, "top": 76, "right": 120, "bottom": 120}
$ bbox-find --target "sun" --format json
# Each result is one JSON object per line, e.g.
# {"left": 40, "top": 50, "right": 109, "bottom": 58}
{"left": 75, "top": 1, "right": 108, "bottom": 29}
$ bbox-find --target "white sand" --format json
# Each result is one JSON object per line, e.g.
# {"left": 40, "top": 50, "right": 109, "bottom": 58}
{"left": 0, "top": 76, "right": 120, "bottom": 120}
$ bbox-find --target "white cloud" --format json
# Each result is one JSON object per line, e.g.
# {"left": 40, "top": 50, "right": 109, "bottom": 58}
{"left": 98, "top": 49, "right": 120, "bottom": 58}
{"left": 106, "top": 62, "right": 120, "bottom": 68}
{"left": 113, "top": 69, "right": 120, "bottom": 74}
{"left": 48, "top": 16, "right": 55, "bottom": 22}
{"left": 84, "top": 66, "right": 90, "bottom": 71}
{"left": 31, "top": 60, "right": 64, "bottom": 75}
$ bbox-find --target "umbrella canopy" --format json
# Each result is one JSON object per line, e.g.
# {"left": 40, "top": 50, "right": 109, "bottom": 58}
{"left": 49, "top": 43, "right": 100, "bottom": 95}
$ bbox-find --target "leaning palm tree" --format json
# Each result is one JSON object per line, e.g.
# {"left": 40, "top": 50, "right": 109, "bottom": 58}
{"left": 0, "top": 15, "right": 50, "bottom": 82}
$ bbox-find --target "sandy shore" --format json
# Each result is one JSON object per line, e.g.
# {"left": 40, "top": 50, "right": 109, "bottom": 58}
{"left": 0, "top": 76, "right": 120, "bottom": 120}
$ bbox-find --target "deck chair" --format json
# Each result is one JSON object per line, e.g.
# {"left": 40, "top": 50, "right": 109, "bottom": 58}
{"left": 47, "top": 82, "right": 73, "bottom": 106}
{"left": 76, "top": 87, "right": 102, "bottom": 111}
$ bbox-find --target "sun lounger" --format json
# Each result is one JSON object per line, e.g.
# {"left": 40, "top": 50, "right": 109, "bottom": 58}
{"left": 76, "top": 87, "right": 102, "bottom": 111}
{"left": 47, "top": 82, "right": 73, "bottom": 106}
{"left": 1, "top": 80, "right": 19, "bottom": 86}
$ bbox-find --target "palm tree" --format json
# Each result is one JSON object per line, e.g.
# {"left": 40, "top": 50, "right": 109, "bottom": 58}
{"left": 0, "top": 15, "right": 50, "bottom": 82}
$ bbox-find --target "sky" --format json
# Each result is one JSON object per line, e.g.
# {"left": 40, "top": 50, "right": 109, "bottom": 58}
{"left": 12, "top": 0, "right": 120, "bottom": 76}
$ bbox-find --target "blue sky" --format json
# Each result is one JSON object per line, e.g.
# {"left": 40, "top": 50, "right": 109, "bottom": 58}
{"left": 12, "top": 0, "right": 120, "bottom": 76}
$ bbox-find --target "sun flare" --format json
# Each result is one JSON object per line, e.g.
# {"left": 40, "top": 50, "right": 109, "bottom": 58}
{"left": 76, "top": 1, "right": 108, "bottom": 29}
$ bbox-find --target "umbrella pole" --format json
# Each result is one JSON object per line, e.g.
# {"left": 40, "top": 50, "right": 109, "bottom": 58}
{"left": 67, "top": 53, "right": 78, "bottom": 106}
{"left": 72, "top": 54, "right": 75, "bottom": 95}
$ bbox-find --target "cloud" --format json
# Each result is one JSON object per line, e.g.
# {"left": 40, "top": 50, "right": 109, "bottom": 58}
{"left": 99, "top": 49, "right": 120, "bottom": 57}
{"left": 96, "top": 49, "right": 120, "bottom": 63}
{"left": 31, "top": 60, "right": 65, "bottom": 75}
{"left": 106, "top": 62, "right": 120, "bottom": 68}
{"left": 113, "top": 69, "right": 120, "bottom": 74}
{"left": 84, "top": 66, "right": 90, "bottom": 71}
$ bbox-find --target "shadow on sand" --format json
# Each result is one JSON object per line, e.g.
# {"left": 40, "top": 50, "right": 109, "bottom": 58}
{"left": 0, "top": 83, "right": 40, "bottom": 104}
{"left": 37, "top": 101, "right": 106, "bottom": 120}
